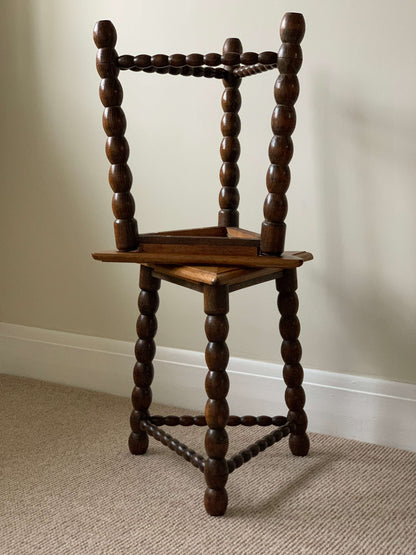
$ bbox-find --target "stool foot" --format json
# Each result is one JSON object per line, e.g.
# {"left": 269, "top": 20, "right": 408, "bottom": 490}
{"left": 204, "top": 487, "right": 228, "bottom": 516}
{"left": 129, "top": 431, "right": 149, "bottom": 455}
{"left": 289, "top": 433, "right": 310, "bottom": 456}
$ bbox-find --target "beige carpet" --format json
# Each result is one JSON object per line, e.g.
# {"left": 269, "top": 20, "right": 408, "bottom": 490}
{"left": 1, "top": 374, "right": 415, "bottom": 554}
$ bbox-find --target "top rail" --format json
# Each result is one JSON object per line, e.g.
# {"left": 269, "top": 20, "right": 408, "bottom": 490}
{"left": 116, "top": 51, "right": 278, "bottom": 78}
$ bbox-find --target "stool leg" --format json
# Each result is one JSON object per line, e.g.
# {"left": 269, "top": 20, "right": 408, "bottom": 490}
{"left": 203, "top": 285, "right": 230, "bottom": 516}
{"left": 276, "top": 269, "right": 310, "bottom": 456}
{"left": 129, "top": 266, "right": 161, "bottom": 455}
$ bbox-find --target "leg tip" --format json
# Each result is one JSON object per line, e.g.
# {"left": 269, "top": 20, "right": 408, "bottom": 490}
{"left": 289, "top": 433, "right": 310, "bottom": 456}
{"left": 129, "top": 432, "right": 149, "bottom": 455}
{"left": 204, "top": 487, "right": 228, "bottom": 516}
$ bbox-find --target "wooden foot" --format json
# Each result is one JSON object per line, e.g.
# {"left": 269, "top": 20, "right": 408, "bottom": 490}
{"left": 276, "top": 269, "right": 309, "bottom": 457}
{"left": 204, "top": 487, "right": 228, "bottom": 517}
{"left": 129, "top": 266, "right": 161, "bottom": 455}
{"left": 203, "top": 285, "right": 230, "bottom": 516}
{"left": 128, "top": 430, "right": 149, "bottom": 455}
{"left": 289, "top": 433, "right": 310, "bottom": 457}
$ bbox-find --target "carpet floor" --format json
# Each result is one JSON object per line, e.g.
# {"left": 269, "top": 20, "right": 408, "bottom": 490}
{"left": 1, "top": 374, "right": 415, "bottom": 554}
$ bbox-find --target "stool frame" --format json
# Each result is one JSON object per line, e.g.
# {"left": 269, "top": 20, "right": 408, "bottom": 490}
{"left": 93, "top": 12, "right": 311, "bottom": 516}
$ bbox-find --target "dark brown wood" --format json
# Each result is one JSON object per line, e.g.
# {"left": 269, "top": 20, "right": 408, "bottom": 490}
{"left": 93, "top": 12, "right": 311, "bottom": 517}
{"left": 148, "top": 414, "right": 287, "bottom": 427}
{"left": 134, "top": 226, "right": 262, "bottom": 259}
{"left": 204, "top": 52, "right": 222, "bottom": 66}
{"left": 186, "top": 53, "right": 204, "bottom": 66}
{"left": 142, "top": 226, "right": 228, "bottom": 238}
{"left": 169, "top": 53, "right": 186, "bottom": 67}
{"left": 203, "top": 284, "right": 230, "bottom": 516}
{"left": 91, "top": 249, "right": 313, "bottom": 268}
{"left": 141, "top": 420, "right": 206, "bottom": 472}
{"left": 276, "top": 268, "right": 309, "bottom": 456}
{"left": 117, "top": 50, "right": 278, "bottom": 73}
{"left": 258, "top": 51, "right": 279, "bottom": 65}
{"left": 227, "top": 424, "right": 290, "bottom": 473}
{"left": 151, "top": 54, "right": 169, "bottom": 68}
{"left": 178, "top": 66, "right": 227, "bottom": 79}
{"left": 138, "top": 231, "right": 258, "bottom": 247}
{"left": 94, "top": 20, "right": 139, "bottom": 251}
{"left": 240, "top": 51, "right": 259, "bottom": 65}
{"left": 227, "top": 415, "right": 287, "bottom": 426}
{"left": 233, "top": 52, "right": 279, "bottom": 78}
{"left": 128, "top": 266, "right": 160, "bottom": 455}
{"left": 260, "top": 12, "right": 305, "bottom": 255}
{"left": 118, "top": 52, "right": 228, "bottom": 78}
{"left": 138, "top": 244, "right": 259, "bottom": 257}
{"left": 218, "top": 38, "right": 243, "bottom": 227}
{"left": 133, "top": 54, "right": 151, "bottom": 68}
{"left": 147, "top": 264, "right": 284, "bottom": 293}
{"left": 233, "top": 62, "right": 277, "bottom": 78}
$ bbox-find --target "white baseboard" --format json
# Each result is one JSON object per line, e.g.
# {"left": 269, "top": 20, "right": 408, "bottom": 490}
{"left": 1, "top": 322, "right": 415, "bottom": 452}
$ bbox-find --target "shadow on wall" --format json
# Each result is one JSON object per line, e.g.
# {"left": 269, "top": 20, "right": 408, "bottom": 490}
{"left": 311, "top": 73, "right": 416, "bottom": 384}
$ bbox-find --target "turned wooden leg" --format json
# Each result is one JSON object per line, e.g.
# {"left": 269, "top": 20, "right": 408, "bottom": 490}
{"left": 218, "top": 37, "right": 242, "bottom": 228}
{"left": 276, "top": 269, "right": 309, "bottom": 456}
{"left": 129, "top": 266, "right": 160, "bottom": 455}
{"left": 203, "top": 285, "right": 230, "bottom": 516}
{"left": 93, "top": 20, "right": 139, "bottom": 252}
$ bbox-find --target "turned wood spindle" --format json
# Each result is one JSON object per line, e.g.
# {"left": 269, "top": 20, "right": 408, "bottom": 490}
{"left": 141, "top": 420, "right": 206, "bottom": 472}
{"left": 129, "top": 266, "right": 161, "bottom": 455}
{"left": 203, "top": 285, "right": 230, "bottom": 516}
{"left": 218, "top": 38, "right": 243, "bottom": 228}
{"left": 94, "top": 20, "right": 139, "bottom": 251}
{"left": 260, "top": 13, "right": 305, "bottom": 255}
{"left": 276, "top": 268, "right": 309, "bottom": 456}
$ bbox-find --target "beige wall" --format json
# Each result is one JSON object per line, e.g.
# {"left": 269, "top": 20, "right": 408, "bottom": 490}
{"left": 1, "top": 0, "right": 415, "bottom": 384}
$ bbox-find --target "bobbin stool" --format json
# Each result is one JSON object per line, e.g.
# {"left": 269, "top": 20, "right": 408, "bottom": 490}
{"left": 92, "top": 12, "right": 312, "bottom": 516}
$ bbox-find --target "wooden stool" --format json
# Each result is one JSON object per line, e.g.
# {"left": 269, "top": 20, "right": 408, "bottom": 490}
{"left": 93, "top": 12, "right": 312, "bottom": 516}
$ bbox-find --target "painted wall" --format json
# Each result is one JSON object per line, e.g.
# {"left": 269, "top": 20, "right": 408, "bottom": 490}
{"left": 1, "top": 0, "right": 415, "bottom": 384}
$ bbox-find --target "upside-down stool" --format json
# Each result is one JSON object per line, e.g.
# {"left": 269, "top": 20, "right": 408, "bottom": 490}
{"left": 92, "top": 12, "right": 312, "bottom": 516}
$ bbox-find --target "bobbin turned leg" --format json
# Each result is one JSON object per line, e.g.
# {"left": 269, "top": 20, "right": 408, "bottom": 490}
{"left": 203, "top": 285, "right": 230, "bottom": 516}
{"left": 218, "top": 37, "right": 243, "bottom": 227}
{"left": 93, "top": 20, "right": 139, "bottom": 252}
{"left": 129, "top": 266, "right": 161, "bottom": 455}
{"left": 260, "top": 13, "right": 305, "bottom": 255}
{"left": 276, "top": 269, "right": 309, "bottom": 456}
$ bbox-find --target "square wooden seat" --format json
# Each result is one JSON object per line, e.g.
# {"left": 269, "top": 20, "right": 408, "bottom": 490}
{"left": 93, "top": 11, "right": 312, "bottom": 516}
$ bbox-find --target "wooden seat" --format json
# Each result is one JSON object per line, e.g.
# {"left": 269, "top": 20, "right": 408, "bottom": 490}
{"left": 92, "top": 247, "right": 312, "bottom": 269}
{"left": 144, "top": 264, "right": 290, "bottom": 292}
{"left": 93, "top": 11, "right": 312, "bottom": 516}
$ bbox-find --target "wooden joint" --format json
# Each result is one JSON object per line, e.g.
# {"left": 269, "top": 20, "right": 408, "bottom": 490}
{"left": 275, "top": 267, "right": 298, "bottom": 292}
{"left": 204, "top": 285, "right": 229, "bottom": 315}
